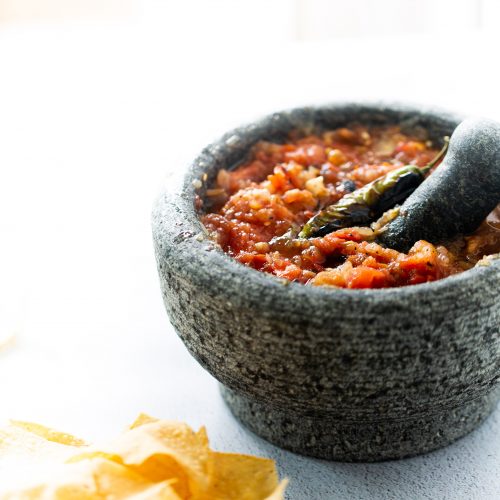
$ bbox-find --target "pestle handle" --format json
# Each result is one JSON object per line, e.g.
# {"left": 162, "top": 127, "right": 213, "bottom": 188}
{"left": 378, "top": 118, "right": 500, "bottom": 252}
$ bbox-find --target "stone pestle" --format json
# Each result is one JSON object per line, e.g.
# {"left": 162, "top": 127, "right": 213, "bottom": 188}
{"left": 378, "top": 118, "right": 500, "bottom": 252}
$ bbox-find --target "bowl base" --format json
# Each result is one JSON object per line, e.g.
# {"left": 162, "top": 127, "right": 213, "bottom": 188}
{"left": 221, "top": 385, "right": 500, "bottom": 462}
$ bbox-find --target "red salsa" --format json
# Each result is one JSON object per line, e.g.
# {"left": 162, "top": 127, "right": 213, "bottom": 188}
{"left": 201, "top": 125, "right": 500, "bottom": 288}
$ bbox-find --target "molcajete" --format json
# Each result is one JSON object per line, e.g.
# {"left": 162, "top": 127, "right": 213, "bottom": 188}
{"left": 152, "top": 103, "right": 500, "bottom": 461}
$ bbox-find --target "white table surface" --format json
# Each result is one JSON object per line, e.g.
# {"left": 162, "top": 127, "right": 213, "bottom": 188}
{"left": 0, "top": 21, "right": 498, "bottom": 499}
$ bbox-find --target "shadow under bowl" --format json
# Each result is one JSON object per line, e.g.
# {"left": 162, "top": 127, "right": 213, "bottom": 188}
{"left": 152, "top": 102, "right": 500, "bottom": 461}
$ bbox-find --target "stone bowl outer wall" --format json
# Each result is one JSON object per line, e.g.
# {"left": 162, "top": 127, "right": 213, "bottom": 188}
{"left": 152, "top": 103, "right": 500, "bottom": 460}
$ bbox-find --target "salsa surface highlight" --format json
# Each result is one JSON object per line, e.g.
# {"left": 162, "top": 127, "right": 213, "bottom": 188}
{"left": 201, "top": 125, "right": 500, "bottom": 288}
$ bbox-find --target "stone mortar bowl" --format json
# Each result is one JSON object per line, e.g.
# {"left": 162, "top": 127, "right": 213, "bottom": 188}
{"left": 152, "top": 103, "right": 500, "bottom": 461}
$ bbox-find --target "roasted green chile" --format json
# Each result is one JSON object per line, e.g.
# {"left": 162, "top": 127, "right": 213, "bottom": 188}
{"left": 298, "top": 138, "right": 449, "bottom": 238}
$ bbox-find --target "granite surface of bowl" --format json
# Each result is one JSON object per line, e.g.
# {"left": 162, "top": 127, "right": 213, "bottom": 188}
{"left": 152, "top": 103, "right": 500, "bottom": 461}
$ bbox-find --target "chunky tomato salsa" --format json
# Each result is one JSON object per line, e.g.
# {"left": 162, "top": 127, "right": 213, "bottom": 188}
{"left": 201, "top": 125, "right": 500, "bottom": 288}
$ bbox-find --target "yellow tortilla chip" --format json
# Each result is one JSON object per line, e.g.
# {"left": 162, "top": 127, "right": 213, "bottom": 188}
{"left": 203, "top": 452, "right": 283, "bottom": 500}
{"left": 69, "top": 420, "right": 211, "bottom": 498}
{"left": 0, "top": 421, "right": 86, "bottom": 493}
{"left": 9, "top": 420, "right": 87, "bottom": 447}
{"left": 128, "top": 414, "right": 159, "bottom": 430}
{"left": 0, "top": 416, "right": 287, "bottom": 499}
{"left": 1, "top": 458, "right": 181, "bottom": 499}
{"left": 0, "top": 421, "right": 85, "bottom": 490}
{"left": 125, "top": 481, "right": 182, "bottom": 500}
{"left": 264, "top": 480, "right": 288, "bottom": 500}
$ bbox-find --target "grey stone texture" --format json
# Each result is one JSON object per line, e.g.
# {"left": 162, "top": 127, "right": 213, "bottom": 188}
{"left": 152, "top": 103, "right": 500, "bottom": 461}
{"left": 379, "top": 118, "right": 500, "bottom": 251}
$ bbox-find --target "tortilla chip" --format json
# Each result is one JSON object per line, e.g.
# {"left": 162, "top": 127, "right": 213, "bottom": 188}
{"left": 203, "top": 452, "right": 283, "bottom": 500}
{"left": 0, "top": 421, "right": 84, "bottom": 488}
{"left": 1, "top": 459, "right": 181, "bottom": 499}
{"left": 9, "top": 420, "right": 87, "bottom": 447}
{"left": 0, "top": 416, "right": 287, "bottom": 499}
{"left": 264, "top": 480, "right": 288, "bottom": 500}
{"left": 69, "top": 420, "right": 211, "bottom": 498}
{"left": 128, "top": 414, "right": 159, "bottom": 430}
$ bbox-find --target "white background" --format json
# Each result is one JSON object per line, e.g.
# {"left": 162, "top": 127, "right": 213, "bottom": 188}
{"left": 0, "top": 1, "right": 499, "bottom": 498}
